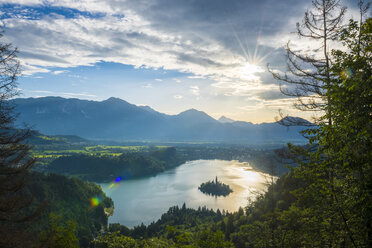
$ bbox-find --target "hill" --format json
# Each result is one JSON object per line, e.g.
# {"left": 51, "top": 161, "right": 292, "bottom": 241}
{"left": 27, "top": 130, "right": 90, "bottom": 145}
{"left": 18, "top": 172, "right": 113, "bottom": 247}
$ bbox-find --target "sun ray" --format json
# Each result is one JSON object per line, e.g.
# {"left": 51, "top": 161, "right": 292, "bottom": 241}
{"left": 232, "top": 27, "right": 249, "bottom": 62}
{"left": 231, "top": 26, "right": 277, "bottom": 81}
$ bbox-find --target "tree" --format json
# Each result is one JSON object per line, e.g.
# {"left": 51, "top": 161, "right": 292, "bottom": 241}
{"left": 92, "top": 231, "right": 139, "bottom": 248}
{"left": 39, "top": 213, "right": 79, "bottom": 248}
{"left": 225, "top": 214, "right": 234, "bottom": 240}
{"left": 0, "top": 28, "right": 41, "bottom": 247}
{"left": 270, "top": 0, "right": 371, "bottom": 247}
{"left": 197, "top": 230, "right": 233, "bottom": 248}
{"left": 269, "top": 0, "right": 346, "bottom": 126}
{"left": 326, "top": 15, "right": 372, "bottom": 247}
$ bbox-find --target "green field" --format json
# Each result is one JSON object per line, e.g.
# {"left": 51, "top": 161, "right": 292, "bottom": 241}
{"left": 32, "top": 145, "right": 170, "bottom": 161}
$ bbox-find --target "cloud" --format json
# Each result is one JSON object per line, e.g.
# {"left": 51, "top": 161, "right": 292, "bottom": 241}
{"left": 236, "top": 96, "right": 298, "bottom": 115}
{"left": 155, "top": 78, "right": 163, "bottom": 82}
{"left": 27, "top": 89, "right": 97, "bottom": 98}
{"left": 30, "top": 90, "right": 53, "bottom": 94}
{"left": 256, "top": 90, "right": 291, "bottom": 101}
{"left": 52, "top": 70, "right": 68, "bottom": 75}
{"left": 173, "top": 95, "right": 183, "bottom": 99}
{"left": 189, "top": 85, "right": 200, "bottom": 96}
{"left": 211, "top": 79, "right": 278, "bottom": 97}
{"left": 188, "top": 75, "right": 206, "bottom": 79}
{"left": 61, "top": 92, "right": 97, "bottom": 98}
{"left": 1, "top": 0, "right": 357, "bottom": 117}
{"left": 1, "top": 1, "right": 311, "bottom": 79}
{"left": 21, "top": 63, "right": 50, "bottom": 75}
{"left": 262, "top": 98, "right": 297, "bottom": 109}
{"left": 142, "top": 83, "right": 153, "bottom": 88}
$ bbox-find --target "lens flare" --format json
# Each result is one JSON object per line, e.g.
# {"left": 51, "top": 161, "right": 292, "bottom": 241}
{"left": 115, "top": 176, "right": 122, "bottom": 183}
{"left": 108, "top": 176, "right": 123, "bottom": 189}
{"left": 341, "top": 68, "right": 353, "bottom": 79}
{"left": 90, "top": 196, "right": 101, "bottom": 207}
{"left": 108, "top": 182, "right": 117, "bottom": 189}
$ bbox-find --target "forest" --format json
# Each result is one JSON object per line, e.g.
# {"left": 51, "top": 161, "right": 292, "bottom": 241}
{"left": 0, "top": 0, "right": 371, "bottom": 247}
{"left": 41, "top": 147, "right": 185, "bottom": 182}
{"left": 1, "top": 172, "right": 113, "bottom": 247}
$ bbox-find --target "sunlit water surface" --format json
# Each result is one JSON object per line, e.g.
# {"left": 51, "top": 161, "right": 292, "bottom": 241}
{"left": 100, "top": 160, "right": 272, "bottom": 227}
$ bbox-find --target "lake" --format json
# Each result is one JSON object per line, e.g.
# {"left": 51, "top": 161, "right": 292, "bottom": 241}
{"left": 100, "top": 159, "right": 272, "bottom": 227}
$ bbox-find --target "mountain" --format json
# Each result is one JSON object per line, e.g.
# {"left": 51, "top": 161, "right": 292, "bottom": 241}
{"left": 176, "top": 109, "right": 217, "bottom": 124}
{"left": 10, "top": 97, "right": 308, "bottom": 143}
{"left": 218, "top": 116, "right": 235, "bottom": 123}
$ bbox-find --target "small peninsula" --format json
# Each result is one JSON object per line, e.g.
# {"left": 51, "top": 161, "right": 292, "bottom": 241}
{"left": 198, "top": 176, "right": 233, "bottom": 197}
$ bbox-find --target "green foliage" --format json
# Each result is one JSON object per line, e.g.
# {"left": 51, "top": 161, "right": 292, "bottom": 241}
{"left": 94, "top": 231, "right": 179, "bottom": 248}
{"left": 43, "top": 147, "right": 185, "bottom": 181}
{"left": 31, "top": 143, "right": 168, "bottom": 161}
{"left": 196, "top": 230, "right": 233, "bottom": 248}
{"left": 24, "top": 172, "right": 113, "bottom": 246}
{"left": 139, "top": 237, "right": 176, "bottom": 248}
{"left": 283, "top": 17, "right": 372, "bottom": 247}
{"left": 103, "top": 205, "right": 233, "bottom": 247}
{"left": 93, "top": 231, "right": 139, "bottom": 248}
{"left": 39, "top": 213, "right": 79, "bottom": 248}
{"left": 40, "top": 147, "right": 184, "bottom": 182}
{"left": 325, "top": 16, "right": 371, "bottom": 247}
{"left": 0, "top": 29, "right": 44, "bottom": 248}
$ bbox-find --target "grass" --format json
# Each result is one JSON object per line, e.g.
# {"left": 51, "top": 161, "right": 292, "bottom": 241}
{"left": 31, "top": 144, "right": 170, "bottom": 161}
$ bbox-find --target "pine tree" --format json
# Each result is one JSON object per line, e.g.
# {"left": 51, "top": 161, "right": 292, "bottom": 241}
{"left": 225, "top": 215, "right": 234, "bottom": 240}
{"left": 0, "top": 29, "right": 42, "bottom": 247}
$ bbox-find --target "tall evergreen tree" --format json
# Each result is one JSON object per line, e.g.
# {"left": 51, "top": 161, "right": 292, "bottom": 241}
{"left": 0, "top": 29, "right": 41, "bottom": 247}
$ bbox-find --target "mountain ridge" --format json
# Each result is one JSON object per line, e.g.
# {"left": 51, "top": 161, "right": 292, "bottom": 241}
{"left": 10, "top": 97, "right": 308, "bottom": 143}
{"left": 218, "top": 116, "right": 235, "bottom": 123}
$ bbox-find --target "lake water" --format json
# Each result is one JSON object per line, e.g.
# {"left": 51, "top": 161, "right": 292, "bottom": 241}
{"left": 100, "top": 160, "right": 272, "bottom": 227}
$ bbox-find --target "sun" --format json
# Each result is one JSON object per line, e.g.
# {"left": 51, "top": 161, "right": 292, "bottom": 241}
{"left": 232, "top": 30, "right": 273, "bottom": 81}
{"left": 240, "top": 62, "right": 264, "bottom": 80}
{"left": 242, "top": 62, "right": 264, "bottom": 75}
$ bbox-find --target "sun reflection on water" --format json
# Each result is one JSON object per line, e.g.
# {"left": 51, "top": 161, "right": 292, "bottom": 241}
{"left": 100, "top": 160, "right": 276, "bottom": 227}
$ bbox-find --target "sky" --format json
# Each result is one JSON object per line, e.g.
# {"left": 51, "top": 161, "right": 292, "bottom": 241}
{"left": 0, "top": 0, "right": 361, "bottom": 123}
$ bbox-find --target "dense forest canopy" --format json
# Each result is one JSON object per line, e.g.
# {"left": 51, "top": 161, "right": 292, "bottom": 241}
{"left": 26, "top": 172, "right": 113, "bottom": 247}
{"left": 42, "top": 147, "right": 185, "bottom": 182}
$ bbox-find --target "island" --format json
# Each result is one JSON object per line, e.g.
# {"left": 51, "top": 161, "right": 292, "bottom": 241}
{"left": 198, "top": 176, "right": 233, "bottom": 197}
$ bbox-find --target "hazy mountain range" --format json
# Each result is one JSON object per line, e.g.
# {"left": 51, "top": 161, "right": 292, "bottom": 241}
{"left": 10, "top": 97, "right": 308, "bottom": 143}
